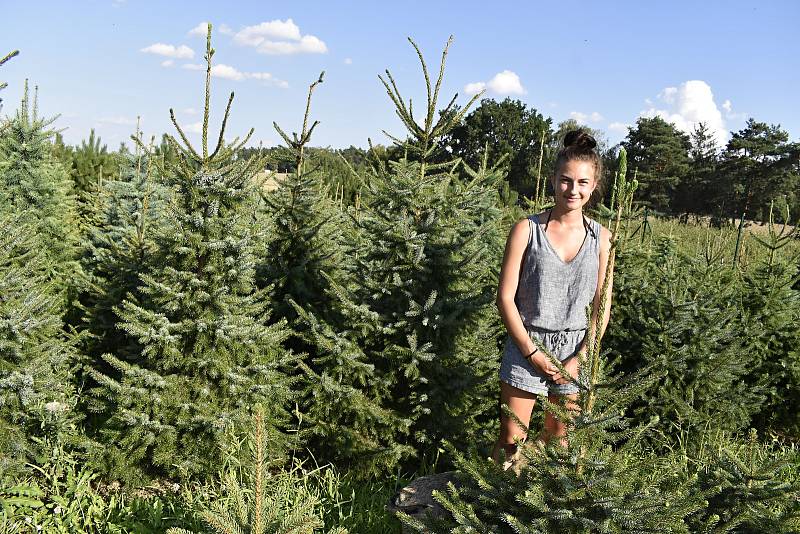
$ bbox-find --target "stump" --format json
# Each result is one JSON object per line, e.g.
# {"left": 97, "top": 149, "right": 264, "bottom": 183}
{"left": 386, "top": 471, "right": 462, "bottom": 532}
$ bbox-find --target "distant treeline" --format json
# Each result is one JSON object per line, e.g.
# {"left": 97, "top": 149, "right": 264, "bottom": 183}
{"left": 53, "top": 98, "right": 800, "bottom": 227}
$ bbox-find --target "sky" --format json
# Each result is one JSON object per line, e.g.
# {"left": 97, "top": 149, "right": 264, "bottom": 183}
{"left": 2, "top": 1, "right": 798, "bottom": 152}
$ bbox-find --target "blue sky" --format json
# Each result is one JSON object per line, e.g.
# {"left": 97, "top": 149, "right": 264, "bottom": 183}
{"left": 2, "top": 1, "right": 798, "bottom": 151}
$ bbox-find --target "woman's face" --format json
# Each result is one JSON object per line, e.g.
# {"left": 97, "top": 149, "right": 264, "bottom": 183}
{"left": 552, "top": 159, "right": 597, "bottom": 212}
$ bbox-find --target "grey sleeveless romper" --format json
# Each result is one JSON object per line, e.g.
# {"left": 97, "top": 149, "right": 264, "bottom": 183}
{"left": 499, "top": 211, "right": 600, "bottom": 396}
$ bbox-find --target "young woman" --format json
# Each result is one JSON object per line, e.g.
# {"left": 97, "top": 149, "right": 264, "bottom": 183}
{"left": 492, "top": 130, "right": 613, "bottom": 464}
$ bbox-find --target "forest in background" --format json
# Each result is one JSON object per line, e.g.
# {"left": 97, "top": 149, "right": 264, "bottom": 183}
{"left": 2, "top": 26, "right": 800, "bottom": 532}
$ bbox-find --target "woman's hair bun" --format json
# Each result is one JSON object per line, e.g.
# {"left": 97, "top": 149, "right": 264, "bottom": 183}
{"left": 563, "top": 129, "right": 597, "bottom": 151}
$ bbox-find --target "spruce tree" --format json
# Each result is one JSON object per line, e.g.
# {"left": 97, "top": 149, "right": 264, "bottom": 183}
{"left": 75, "top": 130, "right": 169, "bottom": 380}
{"left": 404, "top": 149, "right": 707, "bottom": 533}
{"left": 607, "top": 233, "right": 769, "bottom": 438}
{"left": 0, "top": 212, "right": 80, "bottom": 481}
{"left": 686, "top": 429, "right": 800, "bottom": 532}
{"left": 256, "top": 72, "right": 350, "bottom": 325}
{"left": 740, "top": 203, "right": 800, "bottom": 435}
{"left": 88, "top": 24, "right": 296, "bottom": 483}
{"left": 290, "top": 36, "right": 506, "bottom": 474}
{"left": 0, "top": 82, "right": 80, "bottom": 303}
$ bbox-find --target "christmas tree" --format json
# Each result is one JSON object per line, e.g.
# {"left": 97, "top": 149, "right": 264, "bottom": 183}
{"left": 88, "top": 24, "right": 296, "bottom": 483}
{"left": 75, "top": 128, "right": 170, "bottom": 395}
{"left": 0, "top": 82, "right": 81, "bottom": 304}
{"left": 289, "top": 36, "right": 507, "bottom": 474}
{"left": 256, "top": 72, "right": 350, "bottom": 328}
{"left": 0, "top": 212, "right": 80, "bottom": 480}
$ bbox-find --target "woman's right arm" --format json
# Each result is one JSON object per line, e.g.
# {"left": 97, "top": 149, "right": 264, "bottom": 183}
{"left": 496, "top": 219, "right": 556, "bottom": 378}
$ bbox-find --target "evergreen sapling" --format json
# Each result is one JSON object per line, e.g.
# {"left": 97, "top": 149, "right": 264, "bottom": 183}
{"left": 88, "top": 24, "right": 297, "bottom": 483}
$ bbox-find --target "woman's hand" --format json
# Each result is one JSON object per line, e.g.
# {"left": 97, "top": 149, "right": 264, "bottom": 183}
{"left": 528, "top": 351, "right": 558, "bottom": 380}
{"left": 549, "top": 353, "right": 580, "bottom": 385}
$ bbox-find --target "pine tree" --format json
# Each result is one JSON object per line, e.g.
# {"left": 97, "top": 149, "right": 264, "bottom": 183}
{"left": 0, "top": 211, "right": 80, "bottom": 481}
{"left": 88, "top": 24, "right": 296, "bottom": 483}
{"left": 622, "top": 116, "right": 691, "bottom": 215}
{"left": 68, "top": 129, "right": 118, "bottom": 194}
{"left": 676, "top": 122, "right": 719, "bottom": 218}
{"left": 719, "top": 119, "right": 800, "bottom": 225}
{"left": 289, "top": 36, "right": 506, "bottom": 474}
{"left": 404, "top": 149, "right": 708, "bottom": 533}
{"left": 0, "top": 82, "right": 81, "bottom": 303}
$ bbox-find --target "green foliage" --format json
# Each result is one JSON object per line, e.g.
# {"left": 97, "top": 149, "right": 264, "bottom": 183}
{"left": 609, "top": 237, "right": 769, "bottom": 437}
{"left": 675, "top": 122, "right": 720, "bottom": 217}
{"left": 168, "top": 405, "right": 346, "bottom": 534}
{"left": 719, "top": 119, "right": 800, "bottom": 223}
{"left": 739, "top": 204, "right": 800, "bottom": 435}
{"left": 444, "top": 97, "right": 552, "bottom": 196}
{"left": 256, "top": 72, "right": 349, "bottom": 326}
{"left": 622, "top": 116, "right": 691, "bottom": 214}
{"left": 0, "top": 50, "right": 19, "bottom": 112}
{"left": 0, "top": 443, "right": 204, "bottom": 533}
{"left": 290, "top": 37, "right": 506, "bottom": 476}
{"left": 0, "top": 82, "right": 81, "bottom": 302}
{"left": 88, "top": 24, "right": 297, "bottom": 483}
{"left": 66, "top": 129, "right": 120, "bottom": 193}
{"left": 682, "top": 429, "right": 800, "bottom": 533}
{"left": 73, "top": 133, "right": 168, "bottom": 375}
{"left": 0, "top": 212, "right": 81, "bottom": 481}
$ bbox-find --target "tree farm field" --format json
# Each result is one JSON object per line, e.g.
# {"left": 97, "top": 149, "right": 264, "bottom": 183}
{"left": 2, "top": 5, "right": 800, "bottom": 533}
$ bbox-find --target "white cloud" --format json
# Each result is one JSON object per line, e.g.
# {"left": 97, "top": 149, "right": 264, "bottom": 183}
{"left": 189, "top": 22, "right": 232, "bottom": 37}
{"left": 640, "top": 80, "right": 728, "bottom": 146}
{"left": 487, "top": 70, "right": 526, "bottom": 95}
{"left": 182, "top": 107, "right": 198, "bottom": 115}
{"left": 256, "top": 35, "right": 327, "bottom": 55}
{"left": 570, "top": 111, "right": 604, "bottom": 123}
{"left": 161, "top": 59, "right": 174, "bottom": 67}
{"left": 465, "top": 70, "right": 526, "bottom": 96}
{"left": 344, "top": 57, "right": 352, "bottom": 65}
{"left": 235, "top": 19, "right": 301, "bottom": 44}
{"left": 183, "top": 121, "right": 203, "bottom": 134}
{"left": 182, "top": 62, "right": 288, "bottom": 87}
{"left": 608, "top": 122, "right": 631, "bottom": 133}
{"left": 720, "top": 98, "right": 746, "bottom": 121}
{"left": 464, "top": 81, "right": 486, "bottom": 95}
{"left": 140, "top": 43, "right": 195, "bottom": 59}
{"left": 98, "top": 115, "right": 138, "bottom": 126}
{"left": 211, "top": 64, "right": 246, "bottom": 81}
{"left": 188, "top": 22, "right": 209, "bottom": 37}
{"left": 233, "top": 19, "right": 327, "bottom": 55}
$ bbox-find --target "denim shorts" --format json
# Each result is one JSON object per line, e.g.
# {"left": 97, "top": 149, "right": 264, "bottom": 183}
{"left": 499, "top": 327, "right": 587, "bottom": 396}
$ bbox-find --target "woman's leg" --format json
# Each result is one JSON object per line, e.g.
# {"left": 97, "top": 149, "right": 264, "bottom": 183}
{"left": 492, "top": 380, "right": 538, "bottom": 463}
{"left": 543, "top": 392, "right": 580, "bottom": 447}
